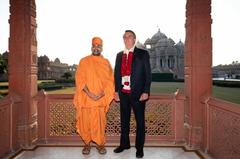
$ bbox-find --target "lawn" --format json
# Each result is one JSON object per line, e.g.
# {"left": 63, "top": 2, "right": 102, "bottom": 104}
{"left": 150, "top": 82, "right": 184, "bottom": 94}
{"left": 212, "top": 86, "right": 240, "bottom": 104}
{"left": 0, "top": 82, "right": 8, "bottom": 86}
{"left": 47, "top": 82, "right": 240, "bottom": 104}
{"left": 1, "top": 81, "right": 240, "bottom": 104}
{"left": 0, "top": 80, "right": 55, "bottom": 86}
{"left": 47, "top": 87, "right": 76, "bottom": 94}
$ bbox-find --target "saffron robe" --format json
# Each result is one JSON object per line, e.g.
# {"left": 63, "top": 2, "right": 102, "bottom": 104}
{"left": 73, "top": 55, "right": 114, "bottom": 145}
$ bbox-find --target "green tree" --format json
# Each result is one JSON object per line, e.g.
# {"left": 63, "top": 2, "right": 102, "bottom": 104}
{"left": 0, "top": 54, "right": 7, "bottom": 74}
{"left": 61, "top": 72, "right": 72, "bottom": 80}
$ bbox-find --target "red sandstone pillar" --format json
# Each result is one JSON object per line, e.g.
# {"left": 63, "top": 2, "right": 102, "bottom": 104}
{"left": 9, "top": 0, "right": 38, "bottom": 148}
{"left": 185, "top": 0, "right": 212, "bottom": 149}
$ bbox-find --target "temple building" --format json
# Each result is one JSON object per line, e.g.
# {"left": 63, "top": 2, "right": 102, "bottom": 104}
{"left": 0, "top": 52, "right": 77, "bottom": 80}
{"left": 144, "top": 29, "right": 184, "bottom": 79}
{"left": 38, "top": 55, "right": 77, "bottom": 80}
{"left": 212, "top": 62, "right": 240, "bottom": 79}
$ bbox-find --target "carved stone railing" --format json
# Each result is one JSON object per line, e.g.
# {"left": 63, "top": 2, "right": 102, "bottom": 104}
{"left": 203, "top": 97, "right": 240, "bottom": 159}
{"left": 37, "top": 90, "right": 185, "bottom": 145}
{"left": 0, "top": 94, "right": 21, "bottom": 158}
{"left": 0, "top": 96, "right": 11, "bottom": 157}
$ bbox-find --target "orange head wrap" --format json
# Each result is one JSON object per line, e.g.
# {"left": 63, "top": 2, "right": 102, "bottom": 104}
{"left": 92, "top": 37, "right": 103, "bottom": 45}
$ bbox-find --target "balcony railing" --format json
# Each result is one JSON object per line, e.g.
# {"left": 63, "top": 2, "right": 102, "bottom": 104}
{"left": 2, "top": 90, "right": 240, "bottom": 159}
{"left": 36, "top": 90, "right": 185, "bottom": 145}
{"left": 0, "top": 94, "right": 21, "bottom": 157}
{"left": 203, "top": 97, "right": 240, "bottom": 159}
{"left": 0, "top": 97, "right": 11, "bottom": 156}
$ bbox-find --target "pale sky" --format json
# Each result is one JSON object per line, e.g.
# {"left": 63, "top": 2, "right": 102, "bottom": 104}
{"left": 0, "top": 0, "right": 240, "bottom": 67}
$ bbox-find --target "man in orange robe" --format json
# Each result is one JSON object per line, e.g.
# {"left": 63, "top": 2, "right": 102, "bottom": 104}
{"left": 74, "top": 37, "right": 114, "bottom": 155}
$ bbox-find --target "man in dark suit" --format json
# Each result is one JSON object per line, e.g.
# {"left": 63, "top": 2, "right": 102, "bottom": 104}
{"left": 113, "top": 30, "right": 151, "bottom": 158}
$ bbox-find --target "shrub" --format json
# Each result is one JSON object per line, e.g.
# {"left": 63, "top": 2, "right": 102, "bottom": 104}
{"left": 213, "top": 80, "right": 240, "bottom": 88}
{"left": 38, "top": 82, "right": 63, "bottom": 91}
{"left": 0, "top": 85, "right": 8, "bottom": 90}
{"left": 55, "top": 79, "right": 75, "bottom": 84}
{"left": 151, "top": 73, "right": 184, "bottom": 82}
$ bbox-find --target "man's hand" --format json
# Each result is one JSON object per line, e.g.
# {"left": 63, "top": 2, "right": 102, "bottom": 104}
{"left": 96, "top": 91, "right": 105, "bottom": 100}
{"left": 89, "top": 91, "right": 105, "bottom": 101}
{"left": 114, "top": 92, "right": 120, "bottom": 102}
{"left": 83, "top": 86, "right": 104, "bottom": 101}
{"left": 139, "top": 93, "right": 149, "bottom": 101}
{"left": 87, "top": 92, "right": 99, "bottom": 101}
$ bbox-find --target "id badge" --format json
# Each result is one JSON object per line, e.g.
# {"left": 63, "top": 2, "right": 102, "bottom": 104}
{"left": 122, "top": 76, "right": 130, "bottom": 85}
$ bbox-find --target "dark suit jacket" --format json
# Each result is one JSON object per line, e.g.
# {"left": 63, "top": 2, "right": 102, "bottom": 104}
{"left": 114, "top": 47, "right": 151, "bottom": 98}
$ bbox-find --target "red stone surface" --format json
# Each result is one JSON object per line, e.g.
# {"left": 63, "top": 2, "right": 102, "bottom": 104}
{"left": 184, "top": 0, "right": 212, "bottom": 149}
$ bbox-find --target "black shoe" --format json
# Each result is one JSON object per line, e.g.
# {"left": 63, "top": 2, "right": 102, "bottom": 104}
{"left": 136, "top": 149, "right": 144, "bottom": 158}
{"left": 113, "top": 146, "right": 130, "bottom": 153}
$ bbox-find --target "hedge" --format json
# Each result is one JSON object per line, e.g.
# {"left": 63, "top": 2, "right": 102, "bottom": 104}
{"left": 151, "top": 73, "right": 184, "bottom": 82}
{"left": 0, "top": 85, "right": 8, "bottom": 90}
{"left": 38, "top": 82, "right": 63, "bottom": 91}
{"left": 213, "top": 80, "right": 240, "bottom": 88}
{"left": 55, "top": 79, "right": 75, "bottom": 83}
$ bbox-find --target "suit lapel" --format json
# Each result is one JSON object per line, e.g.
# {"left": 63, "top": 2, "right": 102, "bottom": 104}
{"left": 119, "top": 51, "right": 124, "bottom": 67}
{"left": 132, "top": 47, "right": 138, "bottom": 64}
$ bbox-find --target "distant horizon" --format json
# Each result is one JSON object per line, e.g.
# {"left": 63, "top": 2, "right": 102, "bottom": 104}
{"left": 2, "top": 50, "right": 239, "bottom": 67}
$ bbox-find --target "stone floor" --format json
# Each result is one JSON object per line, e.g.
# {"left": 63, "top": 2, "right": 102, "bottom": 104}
{"left": 12, "top": 146, "right": 204, "bottom": 159}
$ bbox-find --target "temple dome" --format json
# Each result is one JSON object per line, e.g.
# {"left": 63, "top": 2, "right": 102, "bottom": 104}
{"left": 54, "top": 58, "right": 61, "bottom": 63}
{"left": 151, "top": 29, "right": 167, "bottom": 43}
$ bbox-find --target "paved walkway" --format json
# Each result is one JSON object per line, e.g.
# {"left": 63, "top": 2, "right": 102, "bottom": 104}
{"left": 13, "top": 146, "right": 203, "bottom": 159}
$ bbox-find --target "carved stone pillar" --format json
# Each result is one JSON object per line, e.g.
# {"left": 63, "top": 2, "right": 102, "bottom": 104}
{"left": 184, "top": 0, "right": 212, "bottom": 149}
{"left": 155, "top": 49, "right": 160, "bottom": 70}
{"left": 9, "top": 0, "right": 38, "bottom": 148}
{"left": 174, "top": 56, "right": 177, "bottom": 68}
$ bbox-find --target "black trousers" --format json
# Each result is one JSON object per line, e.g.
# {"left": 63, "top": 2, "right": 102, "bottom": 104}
{"left": 119, "top": 93, "right": 146, "bottom": 150}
